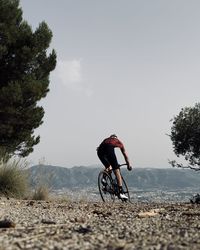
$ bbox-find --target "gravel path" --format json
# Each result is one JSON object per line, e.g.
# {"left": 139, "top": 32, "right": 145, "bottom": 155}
{"left": 0, "top": 198, "right": 200, "bottom": 249}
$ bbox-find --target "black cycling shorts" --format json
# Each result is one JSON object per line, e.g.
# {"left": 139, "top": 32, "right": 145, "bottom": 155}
{"left": 97, "top": 144, "right": 119, "bottom": 170}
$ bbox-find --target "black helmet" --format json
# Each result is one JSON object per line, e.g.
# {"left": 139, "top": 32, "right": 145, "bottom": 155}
{"left": 110, "top": 134, "right": 117, "bottom": 138}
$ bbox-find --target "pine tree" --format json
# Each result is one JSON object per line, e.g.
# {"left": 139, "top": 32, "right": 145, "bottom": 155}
{"left": 0, "top": 0, "right": 56, "bottom": 158}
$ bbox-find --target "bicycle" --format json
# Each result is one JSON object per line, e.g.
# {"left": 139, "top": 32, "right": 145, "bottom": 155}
{"left": 98, "top": 164, "right": 131, "bottom": 202}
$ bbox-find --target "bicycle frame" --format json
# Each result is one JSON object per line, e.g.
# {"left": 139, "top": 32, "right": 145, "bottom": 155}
{"left": 98, "top": 163, "right": 130, "bottom": 202}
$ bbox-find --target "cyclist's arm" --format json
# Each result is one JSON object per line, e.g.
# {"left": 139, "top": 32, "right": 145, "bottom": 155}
{"left": 120, "top": 147, "right": 131, "bottom": 169}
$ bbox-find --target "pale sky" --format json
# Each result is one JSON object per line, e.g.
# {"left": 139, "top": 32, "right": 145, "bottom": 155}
{"left": 20, "top": 0, "right": 200, "bottom": 168}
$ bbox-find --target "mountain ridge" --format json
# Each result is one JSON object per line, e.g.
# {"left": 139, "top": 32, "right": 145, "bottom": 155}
{"left": 28, "top": 164, "right": 200, "bottom": 190}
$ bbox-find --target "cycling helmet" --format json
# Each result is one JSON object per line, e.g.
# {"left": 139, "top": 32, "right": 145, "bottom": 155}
{"left": 110, "top": 134, "right": 117, "bottom": 138}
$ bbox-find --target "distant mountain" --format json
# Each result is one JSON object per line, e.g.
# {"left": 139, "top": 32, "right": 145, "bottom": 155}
{"left": 27, "top": 165, "right": 200, "bottom": 190}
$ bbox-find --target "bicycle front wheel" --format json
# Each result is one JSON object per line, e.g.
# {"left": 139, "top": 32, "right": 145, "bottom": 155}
{"left": 121, "top": 176, "right": 130, "bottom": 202}
{"left": 98, "top": 170, "right": 115, "bottom": 202}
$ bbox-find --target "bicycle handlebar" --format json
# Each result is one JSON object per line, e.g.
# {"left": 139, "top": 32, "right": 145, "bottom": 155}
{"left": 118, "top": 163, "right": 128, "bottom": 167}
{"left": 119, "top": 163, "right": 132, "bottom": 171}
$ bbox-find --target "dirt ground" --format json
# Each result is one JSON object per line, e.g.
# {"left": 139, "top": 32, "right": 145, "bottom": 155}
{"left": 0, "top": 198, "right": 200, "bottom": 249}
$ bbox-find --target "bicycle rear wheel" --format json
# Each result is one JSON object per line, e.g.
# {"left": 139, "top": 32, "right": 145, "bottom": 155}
{"left": 98, "top": 170, "right": 115, "bottom": 202}
{"left": 121, "top": 176, "right": 130, "bottom": 202}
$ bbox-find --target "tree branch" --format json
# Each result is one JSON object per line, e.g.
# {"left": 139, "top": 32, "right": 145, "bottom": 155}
{"left": 168, "top": 160, "right": 200, "bottom": 171}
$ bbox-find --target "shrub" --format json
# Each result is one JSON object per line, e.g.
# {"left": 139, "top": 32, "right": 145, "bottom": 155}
{"left": 0, "top": 158, "right": 29, "bottom": 198}
{"left": 32, "top": 185, "right": 49, "bottom": 201}
{"left": 170, "top": 103, "right": 200, "bottom": 170}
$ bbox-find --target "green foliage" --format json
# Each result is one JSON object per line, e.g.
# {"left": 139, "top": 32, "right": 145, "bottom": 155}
{"left": 0, "top": 157, "right": 29, "bottom": 198}
{"left": 0, "top": 0, "right": 56, "bottom": 158}
{"left": 170, "top": 103, "right": 200, "bottom": 170}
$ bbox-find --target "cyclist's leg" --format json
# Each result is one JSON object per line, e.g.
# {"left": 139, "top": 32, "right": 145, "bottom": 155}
{"left": 114, "top": 168, "right": 122, "bottom": 187}
{"left": 106, "top": 149, "right": 123, "bottom": 192}
{"left": 97, "top": 148, "right": 110, "bottom": 169}
{"left": 97, "top": 148, "right": 112, "bottom": 187}
{"left": 114, "top": 169, "right": 128, "bottom": 199}
{"left": 107, "top": 150, "right": 128, "bottom": 199}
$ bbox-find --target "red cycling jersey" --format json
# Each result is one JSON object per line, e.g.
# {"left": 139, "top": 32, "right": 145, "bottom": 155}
{"left": 101, "top": 137, "right": 124, "bottom": 149}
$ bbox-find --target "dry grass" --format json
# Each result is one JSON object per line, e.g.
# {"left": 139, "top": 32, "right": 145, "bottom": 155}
{"left": 32, "top": 185, "right": 50, "bottom": 200}
{"left": 0, "top": 158, "right": 29, "bottom": 198}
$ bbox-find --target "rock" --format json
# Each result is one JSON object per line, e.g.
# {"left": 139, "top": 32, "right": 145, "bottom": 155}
{"left": 138, "top": 209, "right": 160, "bottom": 218}
{"left": 27, "top": 200, "right": 34, "bottom": 206}
{"left": 74, "top": 217, "right": 86, "bottom": 223}
{"left": 41, "top": 219, "right": 56, "bottom": 224}
{"left": 0, "top": 219, "right": 16, "bottom": 228}
{"left": 75, "top": 225, "right": 93, "bottom": 234}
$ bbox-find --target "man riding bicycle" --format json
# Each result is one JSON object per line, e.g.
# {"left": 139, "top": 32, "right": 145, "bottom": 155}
{"left": 97, "top": 134, "right": 132, "bottom": 199}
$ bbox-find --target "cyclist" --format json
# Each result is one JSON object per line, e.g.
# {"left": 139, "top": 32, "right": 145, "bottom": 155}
{"left": 97, "top": 134, "right": 132, "bottom": 199}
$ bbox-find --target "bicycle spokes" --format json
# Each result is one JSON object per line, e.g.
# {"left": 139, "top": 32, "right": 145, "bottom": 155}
{"left": 98, "top": 170, "right": 131, "bottom": 203}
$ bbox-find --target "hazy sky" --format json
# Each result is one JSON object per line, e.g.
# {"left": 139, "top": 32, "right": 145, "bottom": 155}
{"left": 20, "top": 0, "right": 200, "bottom": 168}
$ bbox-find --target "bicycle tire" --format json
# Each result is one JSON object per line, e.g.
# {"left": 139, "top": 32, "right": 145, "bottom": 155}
{"left": 98, "top": 170, "right": 115, "bottom": 202}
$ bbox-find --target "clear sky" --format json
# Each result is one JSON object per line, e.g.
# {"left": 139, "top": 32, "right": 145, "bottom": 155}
{"left": 20, "top": 0, "right": 200, "bottom": 168}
